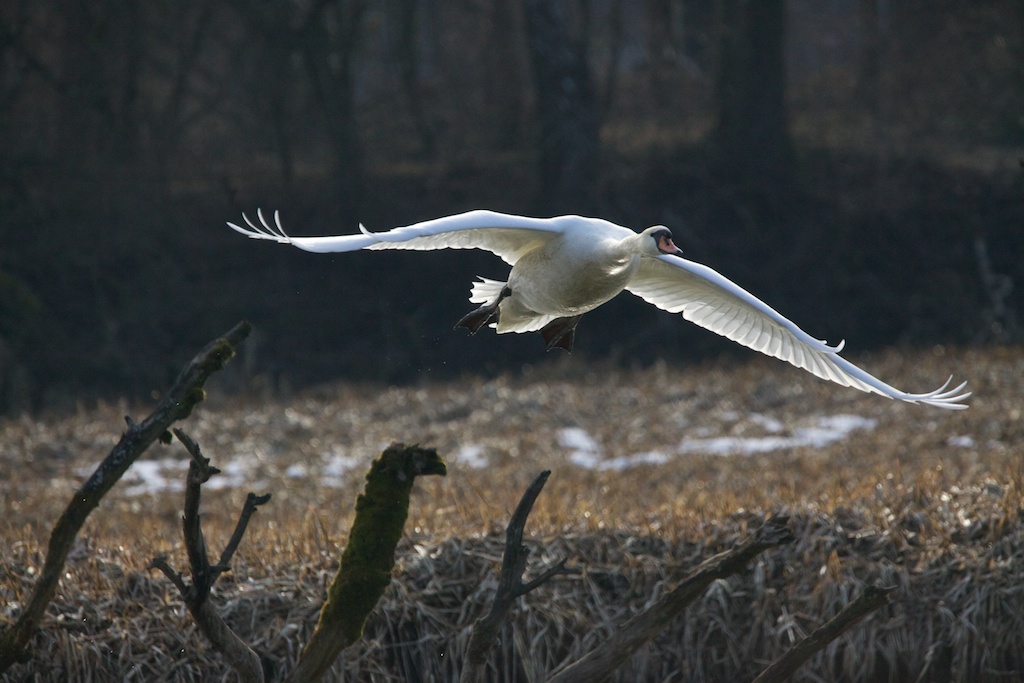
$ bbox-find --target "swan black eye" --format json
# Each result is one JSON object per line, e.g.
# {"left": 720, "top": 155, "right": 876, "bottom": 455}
{"left": 650, "top": 228, "right": 672, "bottom": 247}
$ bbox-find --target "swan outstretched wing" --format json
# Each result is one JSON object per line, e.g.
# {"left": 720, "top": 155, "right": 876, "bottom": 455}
{"left": 627, "top": 255, "right": 970, "bottom": 409}
{"left": 228, "top": 209, "right": 567, "bottom": 264}
{"left": 227, "top": 208, "right": 380, "bottom": 252}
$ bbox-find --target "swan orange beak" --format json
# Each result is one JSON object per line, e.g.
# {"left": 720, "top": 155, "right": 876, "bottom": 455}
{"left": 658, "top": 235, "right": 683, "bottom": 256}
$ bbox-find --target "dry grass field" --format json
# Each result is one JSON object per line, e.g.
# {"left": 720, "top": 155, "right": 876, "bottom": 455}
{"left": 1, "top": 346, "right": 1022, "bottom": 682}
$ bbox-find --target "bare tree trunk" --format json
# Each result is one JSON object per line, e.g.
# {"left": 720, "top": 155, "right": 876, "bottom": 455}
{"left": 712, "top": 0, "right": 793, "bottom": 185}
{"left": 481, "top": 0, "right": 528, "bottom": 151}
{"left": 394, "top": 0, "right": 438, "bottom": 159}
{"left": 856, "top": 0, "right": 882, "bottom": 118}
{"left": 523, "top": 0, "right": 601, "bottom": 214}
{"left": 301, "top": 0, "right": 367, "bottom": 222}
{"left": 112, "top": 0, "right": 141, "bottom": 164}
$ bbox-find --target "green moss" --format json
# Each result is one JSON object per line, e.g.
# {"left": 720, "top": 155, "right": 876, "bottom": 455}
{"left": 313, "top": 443, "right": 446, "bottom": 643}
{"left": 174, "top": 387, "right": 207, "bottom": 420}
{"left": 203, "top": 339, "right": 237, "bottom": 373}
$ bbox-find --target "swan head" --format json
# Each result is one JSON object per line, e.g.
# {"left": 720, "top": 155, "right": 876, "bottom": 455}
{"left": 639, "top": 226, "right": 683, "bottom": 256}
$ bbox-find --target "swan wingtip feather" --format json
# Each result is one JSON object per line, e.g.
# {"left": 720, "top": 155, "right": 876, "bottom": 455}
{"left": 917, "top": 377, "right": 970, "bottom": 409}
{"left": 229, "top": 208, "right": 291, "bottom": 242}
{"left": 226, "top": 220, "right": 250, "bottom": 236}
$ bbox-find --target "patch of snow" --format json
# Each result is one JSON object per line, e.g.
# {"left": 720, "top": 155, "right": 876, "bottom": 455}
{"left": 591, "top": 451, "right": 670, "bottom": 472}
{"left": 560, "top": 427, "right": 604, "bottom": 470}
{"left": 455, "top": 444, "right": 489, "bottom": 469}
{"left": 750, "top": 413, "right": 785, "bottom": 433}
{"left": 678, "top": 414, "right": 877, "bottom": 456}
{"left": 323, "top": 453, "right": 362, "bottom": 479}
{"left": 115, "top": 458, "right": 188, "bottom": 496}
{"left": 947, "top": 435, "right": 976, "bottom": 448}
{"left": 558, "top": 427, "right": 600, "bottom": 453}
{"left": 568, "top": 449, "right": 604, "bottom": 470}
{"left": 205, "top": 459, "right": 251, "bottom": 490}
{"left": 677, "top": 434, "right": 798, "bottom": 457}
{"left": 560, "top": 427, "right": 670, "bottom": 471}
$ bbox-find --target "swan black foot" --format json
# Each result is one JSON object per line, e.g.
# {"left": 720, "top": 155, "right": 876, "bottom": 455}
{"left": 455, "top": 286, "right": 511, "bottom": 334}
{"left": 540, "top": 315, "right": 582, "bottom": 352}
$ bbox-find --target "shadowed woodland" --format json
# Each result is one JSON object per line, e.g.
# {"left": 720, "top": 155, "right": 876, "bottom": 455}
{"left": 0, "top": 0, "right": 1021, "bottom": 413}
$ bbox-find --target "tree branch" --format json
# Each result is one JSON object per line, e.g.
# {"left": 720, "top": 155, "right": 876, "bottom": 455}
{"left": 546, "top": 515, "right": 794, "bottom": 683}
{"left": 751, "top": 584, "right": 894, "bottom": 683}
{"left": 178, "top": 428, "right": 220, "bottom": 599}
{"left": 147, "top": 556, "right": 188, "bottom": 596}
{"left": 149, "top": 428, "right": 272, "bottom": 682}
{"left": 0, "top": 321, "right": 251, "bottom": 673}
{"left": 461, "top": 470, "right": 578, "bottom": 683}
{"left": 218, "top": 492, "right": 274, "bottom": 571}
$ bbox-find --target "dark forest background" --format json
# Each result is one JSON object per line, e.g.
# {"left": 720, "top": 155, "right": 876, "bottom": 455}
{"left": 0, "top": 0, "right": 1021, "bottom": 414}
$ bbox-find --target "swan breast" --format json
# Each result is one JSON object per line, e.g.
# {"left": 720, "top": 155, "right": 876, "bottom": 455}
{"left": 507, "top": 234, "right": 639, "bottom": 315}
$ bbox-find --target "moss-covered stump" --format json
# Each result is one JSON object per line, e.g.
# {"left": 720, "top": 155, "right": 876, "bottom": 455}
{"left": 285, "top": 443, "right": 447, "bottom": 683}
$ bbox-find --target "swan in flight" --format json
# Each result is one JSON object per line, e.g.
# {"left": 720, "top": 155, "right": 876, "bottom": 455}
{"left": 228, "top": 209, "right": 969, "bottom": 409}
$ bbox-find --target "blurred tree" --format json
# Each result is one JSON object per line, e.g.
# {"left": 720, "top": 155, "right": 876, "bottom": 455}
{"left": 0, "top": 270, "right": 41, "bottom": 413}
{"left": 855, "top": 0, "right": 884, "bottom": 119}
{"left": 230, "top": 0, "right": 305, "bottom": 185}
{"left": 523, "top": 0, "right": 601, "bottom": 213}
{"left": 392, "top": 0, "right": 439, "bottom": 159}
{"left": 54, "top": 0, "right": 143, "bottom": 166}
{"left": 146, "top": 1, "right": 218, "bottom": 178}
{"left": 712, "top": 0, "right": 794, "bottom": 189}
{"left": 481, "top": 0, "right": 528, "bottom": 151}
{"left": 300, "top": 0, "right": 368, "bottom": 220}
{"left": 645, "top": 0, "right": 679, "bottom": 108}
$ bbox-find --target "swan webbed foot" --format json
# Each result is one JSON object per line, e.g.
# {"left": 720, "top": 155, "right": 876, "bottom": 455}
{"left": 455, "top": 286, "right": 511, "bottom": 334}
{"left": 455, "top": 306, "right": 499, "bottom": 334}
{"left": 540, "top": 315, "right": 582, "bottom": 352}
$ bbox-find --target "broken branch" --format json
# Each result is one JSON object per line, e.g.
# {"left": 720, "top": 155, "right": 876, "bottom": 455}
{"left": 546, "top": 515, "right": 794, "bottom": 683}
{"left": 151, "top": 428, "right": 272, "bottom": 682}
{"left": 0, "top": 321, "right": 250, "bottom": 673}
{"left": 751, "top": 584, "right": 894, "bottom": 683}
{"left": 461, "top": 470, "right": 578, "bottom": 683}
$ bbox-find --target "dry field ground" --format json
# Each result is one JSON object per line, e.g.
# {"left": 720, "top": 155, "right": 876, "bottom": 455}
{"left": 1, "top": 346, "right": 1022, "bottom": 682}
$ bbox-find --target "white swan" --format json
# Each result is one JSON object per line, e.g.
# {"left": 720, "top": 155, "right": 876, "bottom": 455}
{"left": 228, "top": 209, "right": 970, "bottom": 410}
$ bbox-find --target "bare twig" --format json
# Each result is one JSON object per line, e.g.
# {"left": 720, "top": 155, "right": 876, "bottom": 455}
{"left": 172, "top": 429, "right": 269, "bottom": 584}
{"left": 752, "top": 584, "right": 894, "bottom": 683}
{"left": 461, "top": 470, "right": 578, "bottom": 683}
{"left": 974, "top": 235, "right": 1018, "bottom": 343}
{"left": 546, "top": 515, "right": 794, "bottom": 683}
{"left": 284, "top": 443, "right": 447, "bottom": 683}
{"left": 147, "top": 556, "right": 188, "bottom": 596}
{"left": 150, "top": 428, "right": 272, "bottom": 682}
{"left": 0, "top": 321, "right": 251, "bottom": 673}
{"left": 178, "top": 429, "right": 221, "bottom": 599}
{"left": 219, "top": 492, "right": 274, "bottom": 571}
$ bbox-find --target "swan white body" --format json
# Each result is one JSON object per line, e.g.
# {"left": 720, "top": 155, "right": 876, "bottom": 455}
{"left": 228, "top": 209, "right": 970, "bottom": 409}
